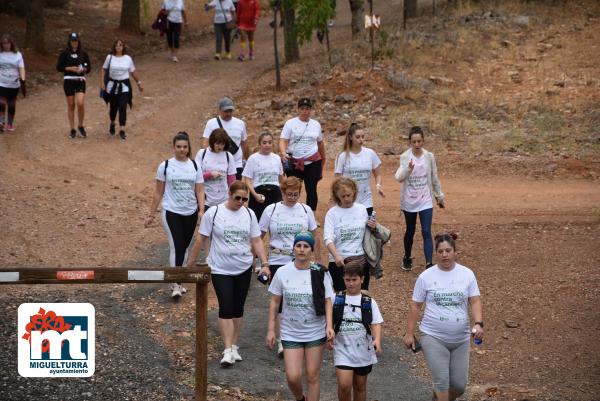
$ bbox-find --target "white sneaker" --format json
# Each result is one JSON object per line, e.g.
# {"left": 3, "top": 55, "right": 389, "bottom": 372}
{"left": 172, "top": 56, "right": 178, "bottom": 63}
{"left": 231, "top": 345, "right": 242, "bottom": 361}
{"left": 180, "top": 284, "right": 187, "bottom": 294}
{"left": 220, "top": 348, "right": 235, "bottom": 367}
{"left": 277, "top": 339, "right": 284, "bottom": 358}
{"left": 171, "top": 284, "right": 182, "bottom": 298}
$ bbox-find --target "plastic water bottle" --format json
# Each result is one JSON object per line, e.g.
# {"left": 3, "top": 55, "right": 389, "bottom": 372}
{"left": 368, "top": 211, "right": 376, "bottom": 229}
{"left": 472, "top": 328, "right": 482, "bottom": 346}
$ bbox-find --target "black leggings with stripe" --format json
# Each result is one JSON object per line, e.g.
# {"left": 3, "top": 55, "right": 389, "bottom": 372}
{"left": 161, "top": 209, "right": 199, "bottom": 267}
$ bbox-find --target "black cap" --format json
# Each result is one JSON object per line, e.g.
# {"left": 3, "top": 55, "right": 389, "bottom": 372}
{"left": 69, "top": 32, "right": 79, "bottom": 41}
{"left": 298, "top": 97, "right": 313, "bottom": 108}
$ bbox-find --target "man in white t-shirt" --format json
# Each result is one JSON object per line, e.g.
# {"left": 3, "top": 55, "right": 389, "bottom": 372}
{"left": 202, "top": 97, "right": 248, "bottom": 180}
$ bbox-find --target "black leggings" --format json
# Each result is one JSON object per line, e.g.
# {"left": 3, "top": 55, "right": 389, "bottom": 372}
{"left": 214, "top": 23, "right": 232, "bottom": 53}
{"left": 0, "top": 96, "right": 17, "bottom": 125}
{"left": 248, "top": 185, "right": 282, "bottom": 221}
{"left": 212, "top": 267, "right": 253, "bottom": 319}
{"left": 287, "top": 160, "right": 322, "bottom": 211}
{"left": 109, "top": 92, "right": 129, "bottom": 127}
{"left": 328, "top": 260, "right": 370, "bottom": 293}
{"left": 166, "top": 21, "right": 182, "bottom": 48}
{"left": 162, "top": 209, "right": 199, "bottom": 267}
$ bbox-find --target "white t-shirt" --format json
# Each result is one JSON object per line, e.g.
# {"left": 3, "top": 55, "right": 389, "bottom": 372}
{"left": 203, "top": 116, "right": 247, "bottom": 168}
{"left": 324, "top": 203, "right": 368, "bottom": 262}
{"left": 334, "top": 294, "right": 383, "bottom": 367}
{"left": 242, "top": 153, "right": 283, "bottom": 188}
{"left": 195, "top": 148, "right": 236, "bottom": 207}
{"left": 0, "top": 51, "right": 24, "bottom": 89}
{"left": 402, "top": 153, "right": 433, "bottom": 212}
{"left": 199, "top": 204, "right": 261, "bottom": 275}
{"left": 280, "top": 117, "right": 323, "bottom": 160}
{"left": 103, "top": 55, "right": 135, "bottom": 82}
{"left": 259, "top": 202, "right": 318, "bottom": 265}
{"left": 334, "top": 148, "right": 381, "bottom": 208}
{"left": 163, "top": 0, "right": 185, "bottom": 23}
{"left": 208, "top": 0, "right": 235, "bottom": 24}
{"left": 269, "top": 262, "right": 335, "bottom": 342}
{"left": 156, "top": 158, "right": 203, "bottom": 216}
{"left": 412, "top": 263, "right": 481, "bottom": 343}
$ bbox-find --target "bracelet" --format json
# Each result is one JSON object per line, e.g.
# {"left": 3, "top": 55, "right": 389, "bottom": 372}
{"left": 261, "top": 261, "right": 269, "bottom": 266}
{"left": 137, "top": 80, "right": 142, "bottom": 85}
{"left": 474, "top": 321, "right": 484, "bottom": 328}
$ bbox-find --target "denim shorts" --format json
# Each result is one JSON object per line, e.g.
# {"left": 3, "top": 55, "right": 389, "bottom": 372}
{"left": 281, "top": 337, "right": 327, "bottom": 349}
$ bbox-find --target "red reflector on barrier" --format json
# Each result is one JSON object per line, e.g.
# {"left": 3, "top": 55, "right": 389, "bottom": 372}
{"left": 56, "top": 271, "right": 95, "bottom": 280}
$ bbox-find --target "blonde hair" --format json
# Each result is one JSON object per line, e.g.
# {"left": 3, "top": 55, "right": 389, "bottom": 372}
{"left": 331, "top": 177, "right": 358, "bottom": 205}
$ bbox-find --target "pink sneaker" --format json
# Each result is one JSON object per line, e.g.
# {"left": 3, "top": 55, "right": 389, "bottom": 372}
{"left": 6, "top": 124, "right": 15, "bottom": 132}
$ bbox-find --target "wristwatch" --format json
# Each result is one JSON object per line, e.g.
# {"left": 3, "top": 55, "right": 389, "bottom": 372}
{"left": 474, "top": 321, "right": 484, "bottom": 328}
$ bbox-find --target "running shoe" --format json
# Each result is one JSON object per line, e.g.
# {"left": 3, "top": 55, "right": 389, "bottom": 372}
{"left": 119, "top": 130, "right": 127, "bottom": 140}
{"left": 180, "top": 284, "right": 187, "bottom": 294}
{"left": 171, "top": 284, "right": 182, "bottom": 298}
{"left": 6, "top": 123, "right": 15, "bottom": 131}
{"left": 402, "top": 256, "right": 412, "bottom": 271}
{"left": 249, "top": 54, "right": 255, "bottom": 60}
{"left": 172, "top": 56, "right": 179, "bottom": 63}
{"left": 238, "top": 54, "right": 245, "bottom": 61}
{"left": 231, "top": 345, "right": 242, "bottom": 362}
{"left": 277, "top": 339, "right": 284, "bottom": 358}
{"left": 214, "top": 53, "right": 221, "bottom": 60}
{"left": 220, "top": 348, "right": 235, "bottom": 368}
{"left": 69, "top": 129, "right": 77, "bottom": 139}
{"left": 109, "top": 123, "right": 115, "bottom": 135}
{"left": 78, "top": 126, "right": 87, "bottom": 138}
{"left": 225, "top": 52, "right": 232, "bottom": 60}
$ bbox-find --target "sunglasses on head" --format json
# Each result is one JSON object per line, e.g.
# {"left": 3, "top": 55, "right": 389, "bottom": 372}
{"left": 233, "top": 195, "right": 249, "bottom": 202}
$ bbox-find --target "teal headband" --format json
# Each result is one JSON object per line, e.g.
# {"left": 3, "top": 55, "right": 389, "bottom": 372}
{"left": 293, "top": 231, "right": 315, "bottom": 250}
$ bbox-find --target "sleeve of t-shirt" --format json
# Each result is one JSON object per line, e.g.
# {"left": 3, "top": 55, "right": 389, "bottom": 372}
{"left": 315, "top": 121, "right": 324, "bottom": 142}
{"left": 268, "top": 268, "right": 283, "bottom": 296}
{"left": 280, "top": 119, "right": 292, "bottom": 140}
{"left": 467, "top": 270, "right": 481, "bottom": 297}
{"left": 370, "top": 149, "right": 382, "bottom": 169}
{"left": 334, "top": 153, "right": 344, "bottom": 174}
{"left": 18, "top": 53, "right": 25, "bottom": 68}
{"left": 128, "top": 56, "right": 136, "bottom": 72}
{"left": 240, "top": 120, "right": 248, "bottom": 141}
{"left": 195, "top": 162, "right": 204, "bottom": 184}
{"left": 249, "top": 209, "right": 261, "bottom": 238}
{"left": 276, "top": 155, "right": 283, "bottom": 174}
{"left": 324, "top": 272, "right": 335, "bottom": 299}
{"left": 307, "top": 208, "right": 318, "bottom": 231}
{"left": 226, "top": 153, "right": 237, "bottom": 175}
{"left": 371, "top": 299, "right": 384, "bottom": 324}
{"left": 412, "top": 275, "right": 427, "bottom": 303}
{"left": 199, "top": 207, "right": 216, "bottom": 236}
{"left": 241, "top": 156, "right": 254, "bottom": 179}
{"left": 203, "top": 119, "right": 216, "bottom": 139}
{"left": 102, "top": 55, "right": 111, "bottom": 69}
{"left": 259, "top": 204, "right": 273, "bottom": 233}
{"left": 323, "top": 209, "right": 335, "bottom": 246}
{"left": 156, "top": 161, "right": 167, "bottom": 182}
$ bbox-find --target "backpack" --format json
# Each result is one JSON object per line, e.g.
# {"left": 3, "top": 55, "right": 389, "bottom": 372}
{"left": 163, "top": 158, "right": 198, "bottom": 176}
{"left": 267, "top": 201, "right": 308, "bottom": 236}
{"left": 209, "top": 204, "right": 253, "bottom": 240}
{"left": 333, "top": 291, "right": 373, "bottom": 336}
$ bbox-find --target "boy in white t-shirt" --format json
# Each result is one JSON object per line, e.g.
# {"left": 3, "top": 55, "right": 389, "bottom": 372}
{"left": 331, "top": 262, "right": 383, "bottom": 401}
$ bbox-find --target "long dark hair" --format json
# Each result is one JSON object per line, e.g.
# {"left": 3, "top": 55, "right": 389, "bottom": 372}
{"left": 110, "top": 39, "right": 128, "bottom": 56}
{"left": 172, "top": 131, "right": 192, "bottom": 159}
{"left": 1, "top": 34, "right": 18, "bottom": 53}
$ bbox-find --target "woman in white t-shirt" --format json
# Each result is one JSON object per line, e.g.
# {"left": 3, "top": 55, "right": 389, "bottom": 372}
{"left": 145, "top": 132, "right": 205, "bottom": 298}
{"left": 100, "top": 39, "right": 143, "bottom": 140}
{"left": 161, "top": 0, "right": 187, "bottom": 62}
{"left": 324, "top": 177, "right": 376, "bottom": 292}
{"left": 242, "top": 132, "right": 284, "bottom": 220}
{"left": 279, "top": 97, "right": 326, "bottom": 212}
{"left": 334, "top": 122, "right": 385, "bottom": 216}
{"left": 0, "top": 34, "right": 25, "bottom": 133}
{"left": 266, "top": 231, "right": 334, "bottom": 401}
{"left": 187, "top": 181, "right": 268, "bottom": 368}
{"left": 259, "top": 176, "right": 319, "bottom": 356}
{"left": 204, "top": 0, "right": 236, "bottom": 60}
{"left": 195, "top": 128, "right": 237, "bottom": 210}
{"left": 394, "top": 126, "right": 444, "bottom": 271}
{"left": 403, "top": 233, "right": 483, "bottom": 401}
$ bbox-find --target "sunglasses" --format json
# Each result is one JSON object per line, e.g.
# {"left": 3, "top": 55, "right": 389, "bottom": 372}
{"left": 233, "top": 195, "right": 249, "bottom": 202}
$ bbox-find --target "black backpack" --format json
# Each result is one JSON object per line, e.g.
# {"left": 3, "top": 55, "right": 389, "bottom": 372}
{"left": 332, "top": 291, "right": 373, "bottom": 336}
{"left": 163, "top": 159, "right": 198, "bottom": 176}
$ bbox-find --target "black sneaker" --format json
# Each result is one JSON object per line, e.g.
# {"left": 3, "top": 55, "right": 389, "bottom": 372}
{"left": 402, "top": 256, "right": 412, "bottom": 271}
{"left": 69, "top": 129, "right": 76, "bottom": 139}
{"left": 78, "top": 126, "right": 87, "bottom": 138}
{"left": 119, "top": 130, "right": 127, "bottom": 140}
{"left": 109, "top": 123, "right": 115, "bottom": 135}
{"left": 425, "top": 262, "right": 434, "bottom": 269}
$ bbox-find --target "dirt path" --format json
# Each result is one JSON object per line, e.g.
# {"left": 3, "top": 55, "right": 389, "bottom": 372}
{"left": 1, "top": 0, "right": 600, "bottom": 400}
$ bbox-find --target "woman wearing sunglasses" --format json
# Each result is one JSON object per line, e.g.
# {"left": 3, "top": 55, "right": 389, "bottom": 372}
{"left": 258, "top": 176, "right": 319, "bottom": 357}
{"left": 187, "top": 181, "right": 268, "bottom": 368}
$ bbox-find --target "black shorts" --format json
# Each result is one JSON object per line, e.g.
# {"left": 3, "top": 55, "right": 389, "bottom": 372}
{"left": 211, "top": 267, "right": 253, "bottom": 319}
{"left": 63, "top": 79, "right": 86, "bottom": 96}
{"left": 336, "top": 364, "right": 373, "bottom": 376}
{"left": 0, "top": 86, "right": 19, "bottom": 100}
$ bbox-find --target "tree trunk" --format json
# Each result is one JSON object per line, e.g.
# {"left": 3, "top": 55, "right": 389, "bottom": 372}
{"left": 405, "top": 0, "right": 418, "bottom": 18}
{"left": 282, "top": 0, "right": 300, "bottom": 64}
{"left": 349, "top": 0, "right": 364, "bottom": 39}
{"left": 25, "top": 0, "right": 45, "bottom": 53}
{"left": 273, "top": 3, "right": 282, "bottom": 90}
{"left": 120, "top": 0, "right": 141, "bottom": 33}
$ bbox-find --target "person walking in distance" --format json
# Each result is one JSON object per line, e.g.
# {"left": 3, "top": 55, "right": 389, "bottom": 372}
{"left": 204, "top": 0, "right": 236, "bottom": 60}
{"left": 100, "top": 39, "right": 143, "bottom": 140}
{"left": 161, "top": 0, "right": 188, "bottom": 62}
{"left": 56, "top": 32, "right": 91, "bottom": 139}
{"left": 394, "top": 126, "right": 444, "bottom": 271}
{"left": 0, "top": 34, "right": 25, "bottom": 133}
{"left": 235, "top": 0, "right": 260, "bottom": 61}
{"left": 279, "top": 97, "right": 326, "bottom": 212}
{"left": 202, "top": 97, "right": 248, "bottom": 180}
{"left": 145, "top": 132, "right": 205, "bottom": 298}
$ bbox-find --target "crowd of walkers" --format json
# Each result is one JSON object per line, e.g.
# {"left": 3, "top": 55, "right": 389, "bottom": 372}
{"left": 139, "top": 94, "right": 485, "bottom": 401}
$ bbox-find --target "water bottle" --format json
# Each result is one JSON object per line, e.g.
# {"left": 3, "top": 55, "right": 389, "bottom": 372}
{"left": 472, "top": 328, "right": 482, "bottom": 346}
{"left": 368, "top": 211, "right": 376, "bottom": 229}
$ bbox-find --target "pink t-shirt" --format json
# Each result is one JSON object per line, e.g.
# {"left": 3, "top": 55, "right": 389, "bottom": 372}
{"left": 402, "top": 154, "right": 433, "bottom": 212}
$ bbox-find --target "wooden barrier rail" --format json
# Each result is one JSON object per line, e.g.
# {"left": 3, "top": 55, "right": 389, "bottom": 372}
{"left": 0, "top": 267, "right": 211, "bottom": 401}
